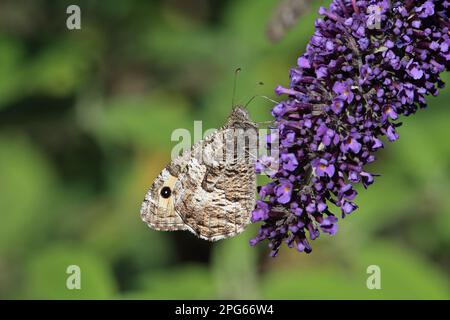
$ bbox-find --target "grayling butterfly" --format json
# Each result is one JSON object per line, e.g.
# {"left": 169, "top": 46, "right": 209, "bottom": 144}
{"left": 141, "top": 70, "right": 262, "bottom": 241}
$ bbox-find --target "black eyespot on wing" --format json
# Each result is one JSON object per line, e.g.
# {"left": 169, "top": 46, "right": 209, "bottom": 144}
{"left": 160, "top": 186, "right": 172, "bottom": 198}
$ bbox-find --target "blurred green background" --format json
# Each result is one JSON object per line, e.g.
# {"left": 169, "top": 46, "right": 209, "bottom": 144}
{"left": 0, "top": 0, "right": 449, "bottom": 299}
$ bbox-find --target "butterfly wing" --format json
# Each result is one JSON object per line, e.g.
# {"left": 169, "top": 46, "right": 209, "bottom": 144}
{"left": 140, "top": 165, "right": 189, "bottom": 232}
{"left": 140, "top": 106, "right": 257, "bottom": 241}
{"left": 175, "top": 126, "right": 257, "bottom": 241}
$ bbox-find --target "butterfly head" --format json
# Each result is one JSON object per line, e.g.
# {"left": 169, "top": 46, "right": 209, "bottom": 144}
{"left": 226, "top": 106, "right": 257, "bottom": 129}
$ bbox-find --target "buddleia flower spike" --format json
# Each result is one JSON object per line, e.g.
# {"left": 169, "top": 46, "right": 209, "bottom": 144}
{"left": 251, "top": 0, "right": 450, "bottom": 256}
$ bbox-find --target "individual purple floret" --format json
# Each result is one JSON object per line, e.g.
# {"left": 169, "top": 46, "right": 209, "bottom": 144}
{"left": 251, "top": 0, "right": 450, "bottom": 256}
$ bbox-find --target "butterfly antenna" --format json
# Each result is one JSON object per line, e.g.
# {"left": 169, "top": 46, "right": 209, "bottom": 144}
{"left": 232, "top": 68, "right": 242, "bottom": 107}
{"left": 245, "top": 94, "right": 280, "bottom": 108}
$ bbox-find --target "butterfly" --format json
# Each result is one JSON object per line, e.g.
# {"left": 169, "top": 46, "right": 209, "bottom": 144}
{"left": 140, "top": 106, "right": 258, "bottom": 241}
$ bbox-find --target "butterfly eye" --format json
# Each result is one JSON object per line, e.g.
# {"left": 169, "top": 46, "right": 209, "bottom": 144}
{"left": 160, "top": 186, "right": 172, "bottom": 199}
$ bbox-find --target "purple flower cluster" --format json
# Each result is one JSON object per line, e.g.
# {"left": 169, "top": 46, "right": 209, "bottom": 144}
{"left": 251, "top": 0, "right": 450, "bottom": 256}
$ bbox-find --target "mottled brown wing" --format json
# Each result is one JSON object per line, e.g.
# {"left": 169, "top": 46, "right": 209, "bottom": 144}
{"left": 174, "top": 125, "right": 257, "bottom": 241}
{"left": 140, "top": 167, "right": 189, "bottom": 232}
{"left": 140, "top": 106, "right": 257, "bottom": 241}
